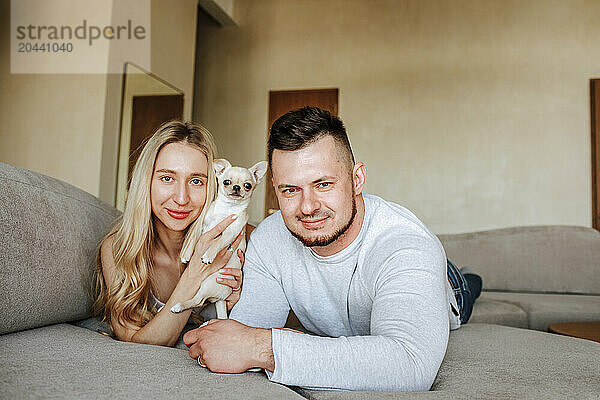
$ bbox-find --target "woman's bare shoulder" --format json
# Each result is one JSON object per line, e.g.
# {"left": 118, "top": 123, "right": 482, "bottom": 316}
{"left": 100, "top": 234, "right": 117, "bottom": 280}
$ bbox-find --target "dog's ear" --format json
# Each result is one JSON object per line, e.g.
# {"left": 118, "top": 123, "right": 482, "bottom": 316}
{"left": 249, "top": 161, "right": 268, "bottom": 184}
{"left": 213, "top": 159, "right": 231, "bottom": 177}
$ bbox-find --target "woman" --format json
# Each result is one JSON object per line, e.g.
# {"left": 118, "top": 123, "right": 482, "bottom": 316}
{"left": 93, "top": 120, "right": 247, "bottom": 348}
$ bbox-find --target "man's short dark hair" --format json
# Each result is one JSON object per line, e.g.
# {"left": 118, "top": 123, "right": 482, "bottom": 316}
{"left": 267, "top": 106, "right": 355, "bottom": 168}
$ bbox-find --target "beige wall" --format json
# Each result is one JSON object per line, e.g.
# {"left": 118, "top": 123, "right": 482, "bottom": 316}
{"left": 149, "top": 0, "right": 198, "bottom": 121}
{"left": 0, "top": 0, "right": 107, "bottom": 196}
{"left": 0, "top": 0, "right": 198, "bottom": 204}
{"left": 193, "top": 0, "right": 600, "bottom": 233}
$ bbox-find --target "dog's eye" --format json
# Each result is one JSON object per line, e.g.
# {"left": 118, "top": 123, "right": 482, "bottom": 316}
{"left": 244, "top": 183, "right": 252, "bottom": 190}
{"left": 223, "top": 180, "right": 231, "bottom": 186}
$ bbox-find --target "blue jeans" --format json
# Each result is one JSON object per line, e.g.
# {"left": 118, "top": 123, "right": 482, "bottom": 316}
{"left": 447, "top": 259, "right": 474, "bottom": 325}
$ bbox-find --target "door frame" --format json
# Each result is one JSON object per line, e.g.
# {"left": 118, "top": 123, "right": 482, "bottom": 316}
{"left": 591, "top": 79, "right": 600, "bottom": 230}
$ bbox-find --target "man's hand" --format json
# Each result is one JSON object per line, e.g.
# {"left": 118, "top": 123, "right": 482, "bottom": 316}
{"left": 183, "top": 319, "right": 275, "bottom": 373}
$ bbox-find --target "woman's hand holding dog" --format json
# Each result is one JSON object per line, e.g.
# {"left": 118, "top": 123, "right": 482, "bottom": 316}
{"left": 176, "top": 215, "right": 244, "bottom": 305}
{"left": 218, "top": 254, "right": 244, "bottom": 310}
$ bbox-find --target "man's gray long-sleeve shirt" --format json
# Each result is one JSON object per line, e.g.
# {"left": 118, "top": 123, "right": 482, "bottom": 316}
{"left": 230, "top": 194, "right": 460, "bottom": 392}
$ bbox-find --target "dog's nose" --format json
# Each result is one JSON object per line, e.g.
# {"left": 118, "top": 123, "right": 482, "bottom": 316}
{"left": 232, "top": 185, "right": 240, "bottom": 192}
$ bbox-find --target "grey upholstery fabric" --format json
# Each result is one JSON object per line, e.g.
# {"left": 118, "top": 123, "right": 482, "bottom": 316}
{"left": 4, "top": 324, "right": 598, "bottom": 399}
{"left": 468, "top": 295, "right": 528, "bottom": 328}
{"left": 483, "top": 291, "right": 600, "bottom": 331}
{"left": 438, "top": 226, "right": 600, "bottom": 294}
{"left": 0, "top": 323, "right": 304, "bottom": 400}
{"left": 297, "top": 323, "right": 600, "bottom": 399}
{"left": 0, "top": 162, "right": 121, "bottom": 335}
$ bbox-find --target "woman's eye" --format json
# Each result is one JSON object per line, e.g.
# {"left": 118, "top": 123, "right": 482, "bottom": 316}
{"left": 223, "top": 179, "right": 231, "bottom": 186}
{"left": 190, "top": 179, "right": 203, "bottom": 186}
{"left": 318, "top": 182, "right": 331, "bottom": 188}
{"left": 160, "top": 176, "right": 173, "bottom": 182}
{"left": 243, "top": 183, "right": 252, "bottom": 190}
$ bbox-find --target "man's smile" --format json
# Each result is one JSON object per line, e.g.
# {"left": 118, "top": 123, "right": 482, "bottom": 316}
{"left": 299, "top": 216, "right": 329, "bottom": 229}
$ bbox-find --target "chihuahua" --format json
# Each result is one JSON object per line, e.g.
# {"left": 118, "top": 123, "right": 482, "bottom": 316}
{"left": 170, "top": 159, "right": 268, "bottom": 319}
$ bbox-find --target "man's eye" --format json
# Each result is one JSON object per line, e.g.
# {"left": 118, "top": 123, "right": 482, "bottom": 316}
{"left": 223, "top": 179, "right": 231, "bottom": 186}
{"left": 318, "top": 182, "right": 331, "bottom": 188}
{"left": 190, "top": 179, "right": 203, "bottom": 185}
{"left": 283, "top": 188, "right": 296, "bottom": 194}
{"left": 160, "top": 176, "right": 173, "bottom": 182}
{"left": 244, "top": 183, "right": 252, "bottom": 190}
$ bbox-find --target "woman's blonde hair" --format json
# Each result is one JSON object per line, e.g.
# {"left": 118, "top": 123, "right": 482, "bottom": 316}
{"left": 92, "top": 120, "right": 217, "bottom": 329}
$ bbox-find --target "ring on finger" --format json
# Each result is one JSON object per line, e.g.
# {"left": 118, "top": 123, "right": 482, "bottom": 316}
{"left": 232, "top": 286, "right": 241, "bottom": 292}
{"left": 197, "top": 355, "right": 207, "bottom": 368}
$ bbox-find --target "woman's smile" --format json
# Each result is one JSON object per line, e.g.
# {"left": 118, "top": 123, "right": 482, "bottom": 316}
{"left": 166, "top": 208, "right": 192, "bottom": 219}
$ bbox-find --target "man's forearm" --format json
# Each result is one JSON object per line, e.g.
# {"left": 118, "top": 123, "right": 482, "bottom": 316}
{"left": 268, "top": 329, "right": 447, "bottom": 391}
{"left": 253, "top": 328, "right": 275, "bottom": 371}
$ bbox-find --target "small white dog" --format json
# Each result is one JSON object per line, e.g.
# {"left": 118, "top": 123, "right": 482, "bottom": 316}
{"left": 170, "top": 159, "right": 268, "bottom": 319}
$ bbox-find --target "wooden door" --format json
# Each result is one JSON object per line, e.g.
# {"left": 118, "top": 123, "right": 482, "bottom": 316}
{"left": 264, "top": 88, "right": 339, "bottom": 218}
{"left": 129, "top": 94, "right": 184, "bottom": 185}
{"left": 592, "top": 80, "right": 600, "bottom": 230}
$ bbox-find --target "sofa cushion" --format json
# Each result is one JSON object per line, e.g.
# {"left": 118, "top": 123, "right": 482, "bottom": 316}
{"left": 438, "top": 226, "right": 600, "bottom": 295}
{"left": 483, "top": 291, "right": 600, "bottom": 331}
{"left": 0, "top": 323, "right": 304, "bottom": 399}
{"left": 297, "top": 323, "right": 600, "bottom": 399}
{"left": 468, "top": 295, "right": 528, "bottom": 328}
{"left": 0, "top": 163, "right": 121, "bottom": 335}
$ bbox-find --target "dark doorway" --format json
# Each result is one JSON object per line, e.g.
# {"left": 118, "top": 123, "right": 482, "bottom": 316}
{"left": 264, "top": 88, "right": 339, "bottom": 218}
{"left": 128, "top": 94, "right": 184, "bottom": 185}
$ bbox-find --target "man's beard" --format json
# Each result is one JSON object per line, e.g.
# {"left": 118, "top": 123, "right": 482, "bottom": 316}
{"left": 288, "top": 195, "right": 357, "bottom": 248}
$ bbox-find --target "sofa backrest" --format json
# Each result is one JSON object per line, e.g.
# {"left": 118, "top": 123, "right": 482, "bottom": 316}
{"left": 438, "top": 226, "right": 600, "bottom": 295}
{"left": 0, "top": 162, "right": 121, "bottom": 335}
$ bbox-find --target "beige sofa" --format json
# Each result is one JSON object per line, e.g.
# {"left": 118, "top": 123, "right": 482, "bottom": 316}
{"left": 1, "top": 162, "right": 599, "bottom": 399}
{"left": 439, "top": 226, "right": 600, "bottom": 331}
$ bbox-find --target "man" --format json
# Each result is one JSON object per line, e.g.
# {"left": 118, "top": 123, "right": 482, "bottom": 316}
{"left": 183, "top": 107, "right": 464, "bottom": 392}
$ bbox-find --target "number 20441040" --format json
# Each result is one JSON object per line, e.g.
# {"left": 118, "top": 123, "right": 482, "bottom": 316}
{"left": 18, "top": 42, "right": 73, "bottom": 53}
